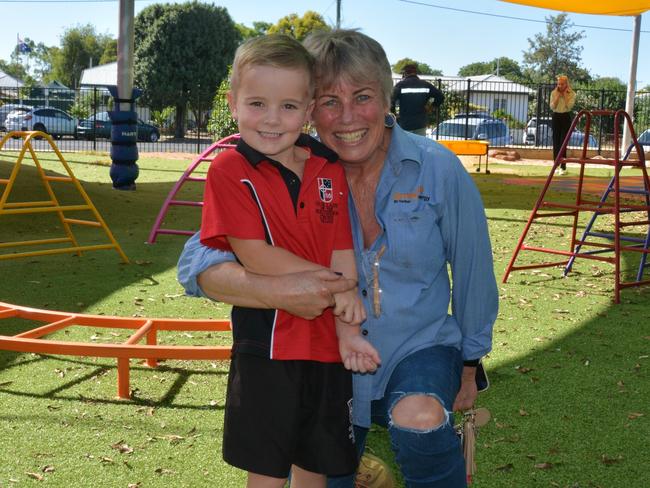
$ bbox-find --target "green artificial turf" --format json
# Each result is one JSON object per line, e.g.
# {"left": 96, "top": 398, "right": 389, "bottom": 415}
{"left": 0, "top": 151, "right": 648, "bottom": 487}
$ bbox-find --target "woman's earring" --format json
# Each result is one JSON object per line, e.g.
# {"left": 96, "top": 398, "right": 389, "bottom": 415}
{"left": 384, "top": 112, "right": 397, "bottom": 128}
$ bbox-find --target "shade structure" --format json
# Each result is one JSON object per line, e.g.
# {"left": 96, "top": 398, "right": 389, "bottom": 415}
{"left": 501, "top": 0, "right": 650, "bottom": 16}
{"left": 501, "top": 0, "right": 649, "bottom": 150}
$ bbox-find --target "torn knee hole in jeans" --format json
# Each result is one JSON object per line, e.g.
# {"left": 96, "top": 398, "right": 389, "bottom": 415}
{"left": 388, "top": 392, "right": 451, "bottom": 433}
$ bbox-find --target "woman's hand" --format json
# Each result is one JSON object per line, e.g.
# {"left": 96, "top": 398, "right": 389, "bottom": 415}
{"left": 453, "top": 366, "right": 478, "bottom": 412}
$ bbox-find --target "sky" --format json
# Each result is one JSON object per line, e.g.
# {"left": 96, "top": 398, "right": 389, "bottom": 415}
{"left": 1, "top": 0, "right": 649, "bottom": 87}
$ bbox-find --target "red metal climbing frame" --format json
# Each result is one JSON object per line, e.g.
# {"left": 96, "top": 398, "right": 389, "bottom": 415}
{"left": 0, "top": 301, "right": 231, "bottom": 399}
{"left": 147, "top": 133, "right": 240, "bottom": 243}
{"left": 502, "top": 109, "right": 650, "bottom": 303}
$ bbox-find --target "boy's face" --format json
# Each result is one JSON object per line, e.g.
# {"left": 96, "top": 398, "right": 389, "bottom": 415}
{"left": 228, "top": 65, "right": 314, "bottom": 165}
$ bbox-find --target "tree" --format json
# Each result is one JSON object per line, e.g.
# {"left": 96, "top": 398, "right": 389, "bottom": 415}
{"left": 522, "top": 13, "right": 590, "bottom": 84}
{"left": 392, "top": 58, "right": 442, "bottom": 76}
{"left": 236, "top": 21, "right": 272, "bottom": 41}
{"left": 0, "top": 59, "right": 29, "bottom": 82}
{"left": 99, "top": 39, "right": 118, "bottom": 65}
{"left": 458, "top": 57, "right": 524, "bottom": 82}
{"left": 134, "top": 2, "right": 240, "bottom": 138}
{"left": 208, "top": 77, "right": 239, "bottom": 140}
{"left": 48, "top": 25, "right": 116, "bottom": 88}
{"left": 267, "top": 11, "right": 330, "bottom": 41}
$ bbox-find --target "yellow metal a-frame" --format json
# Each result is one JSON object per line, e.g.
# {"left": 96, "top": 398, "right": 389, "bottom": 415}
{"left": 0, "top": 131, "right": 128, "bottom": 262}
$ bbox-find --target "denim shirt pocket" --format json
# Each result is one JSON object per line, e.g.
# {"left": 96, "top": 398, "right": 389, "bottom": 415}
{"left": 386, "top": 208, "right": 445, "bottom": 274}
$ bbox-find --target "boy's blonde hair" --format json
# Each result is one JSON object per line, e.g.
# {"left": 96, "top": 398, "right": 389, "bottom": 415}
{"left": 303, "top": 29, "right": 393, "bottom": 108}
{"left": 230, "top": 34, "right": 315, "bottom": 95}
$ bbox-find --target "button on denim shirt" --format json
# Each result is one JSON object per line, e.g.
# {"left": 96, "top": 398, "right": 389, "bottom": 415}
{"left": 178, "top": 125, "right": 499, "bottom": 428}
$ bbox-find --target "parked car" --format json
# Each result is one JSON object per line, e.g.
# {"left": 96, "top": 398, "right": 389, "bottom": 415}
{"left": 428, "top": 117, "right": 512, "bottom": 146}
{"left": 76, "top": 111, "right": 160, "bottom": 142}
{"left": 5, "top": 107, "right": 77, "bottom": 139}
{"left": 453, "top": 111, "right": 492, "bottom": 119}
{"left": 522, "top": 116, "right": 552, "bottom": 145}
{"left": 0, "top": 104, "right": 32, "bottom": 131}
{"left": 533, "top": 127, "right": 598, "bottom": 148}
{"left": 637, "top": 128, "right": 650, "bottom": 145}
{"left": 568, "top": 131, "right": 598, "bottom": 148}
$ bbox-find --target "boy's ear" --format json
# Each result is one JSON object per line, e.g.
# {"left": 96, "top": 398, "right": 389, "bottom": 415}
{"left": 226, "top": 90, "right": 237, "bottom": 119}
{"left": 305, "top": 99, "right": 315, "bottom": 124}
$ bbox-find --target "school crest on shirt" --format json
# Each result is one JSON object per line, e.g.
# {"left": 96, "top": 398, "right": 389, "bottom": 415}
{"left": 318, "top": 177, "right": 333, "bottom": 203}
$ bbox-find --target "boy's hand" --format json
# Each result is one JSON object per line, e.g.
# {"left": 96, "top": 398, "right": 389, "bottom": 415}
{"left": 340, "top": 336, "right": 381, "bottom": 374}
{"left": 333, "top": 289, "right": 366, "bottom": 326}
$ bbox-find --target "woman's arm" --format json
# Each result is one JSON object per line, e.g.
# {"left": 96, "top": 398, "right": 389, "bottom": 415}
{"left": 179, "top": 232, "right": 357, "bottom": 318}
{"left": 198, "top": 263, "right": 356, "bottom": 319}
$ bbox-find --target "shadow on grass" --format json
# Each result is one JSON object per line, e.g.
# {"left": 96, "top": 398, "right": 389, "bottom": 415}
{"left": 0, "top": 352, "right": 228, "bottom": 410}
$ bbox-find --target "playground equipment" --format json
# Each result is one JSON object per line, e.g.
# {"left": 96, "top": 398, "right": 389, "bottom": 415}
{"left": 0, "top": 301, "right": 231, "bottom": 399}
{"left": 0, "top": 131, "right": 128, "bottom": 262}
{"left": 436, "top": 139, "right": 491, "bottom": 173}
{"left": 502, "top": 110, "right": 650, "bottom": 303}
{"left": 147, "top": 133, "right": 239, "bottom": 243}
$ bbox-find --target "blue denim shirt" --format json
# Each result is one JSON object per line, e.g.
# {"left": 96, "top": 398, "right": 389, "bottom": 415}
{"left": 178, "top": 125, "right": 498, "bottom": 427}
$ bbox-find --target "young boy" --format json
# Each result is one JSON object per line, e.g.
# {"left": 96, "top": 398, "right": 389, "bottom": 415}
{"left": 199, "top": 34, "right": 380, "bottom": 488}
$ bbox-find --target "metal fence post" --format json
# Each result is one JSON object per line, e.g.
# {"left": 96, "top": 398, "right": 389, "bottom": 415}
{"left": 534, "top": 86, "right": 542, "bottom": 147}
{"left": 93, "top": 87, "right": 98, "bottom": 152}
{"left": 598, "top": 89, "right": 605, "bottom": 154}
{"left": 197, "top": 84, "right": 201, "bottom": 154}
{"left": 464, "top": 79, "right": 471, "bottom": 139}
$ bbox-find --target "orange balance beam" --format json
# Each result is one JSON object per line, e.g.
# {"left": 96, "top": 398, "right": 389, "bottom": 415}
{"left": 0, "top": 301, "right": 232, "bottom": 399}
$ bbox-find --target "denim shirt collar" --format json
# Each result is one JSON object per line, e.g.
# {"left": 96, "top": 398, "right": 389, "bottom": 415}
{"left": 385, "top": 124, "right": 424, "bottom": 177}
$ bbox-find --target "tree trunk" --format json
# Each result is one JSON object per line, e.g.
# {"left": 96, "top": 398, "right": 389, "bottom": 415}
{"left": 175, "top": 104, "right": 185, "bottom": 139}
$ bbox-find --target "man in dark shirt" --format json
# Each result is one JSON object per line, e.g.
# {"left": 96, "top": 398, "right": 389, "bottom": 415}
{"left": 391, "top": 63, "right": 444, "bottom": 135}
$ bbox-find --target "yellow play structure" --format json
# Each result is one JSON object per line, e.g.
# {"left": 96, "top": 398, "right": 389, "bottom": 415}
{"left": 0, "top": 131, "right": 128, "bottom": 262}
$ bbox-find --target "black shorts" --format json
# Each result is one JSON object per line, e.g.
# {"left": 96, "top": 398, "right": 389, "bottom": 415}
{"left": 222, "top": 353, "right": 357, "bottom": 478}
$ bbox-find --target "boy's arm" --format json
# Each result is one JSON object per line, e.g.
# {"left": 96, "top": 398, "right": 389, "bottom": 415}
{"left": 330, "top": 249, "right": 364, "bottom": 324}
{"left": 227, "top": 236, "right": 326, "bottom": 276}
{"left": 330, "top": 249, "right": 357, "bottom": 280}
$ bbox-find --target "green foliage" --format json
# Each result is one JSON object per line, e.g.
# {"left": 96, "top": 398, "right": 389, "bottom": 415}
{"left": 236, "top": 21, "right": 272, "bottom": 41}
{"left": 392, "top": 58, "right": 442, "bottom": 76}
{"left": 68, "top": 92, "right": 92, "bottom": 120}
{"left": 208, "top": 77, "right": 238, "bottom": 140}
{"left": 458, "top": 57, "right": 525, "bottom": 82}
{"left": 522, "top": 13, "right": 590, "bottom": 84}
{"left": 99, "top": 38, "right": 118, "bottom": 65}
{"left": 267, "top": 11, "right": 330, "bottom": 41}
{"left": 134, "top": 2, "right": 240, "bottom": 138}
{"left": 0, "top": 59, "right": 29, "bottom": 83}
{"left": 151, "top": 106, "right": 176, "bottom": 134}
{"left": 492, "top": 109, "right": 525, "bottom": 129}
{"left": 49, "top": 24, "right": 116, "bottom": 88}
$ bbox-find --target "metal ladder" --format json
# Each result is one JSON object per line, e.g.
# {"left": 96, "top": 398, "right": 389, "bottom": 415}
{"left": 502, "top": 110, "right": 650, "bottom": 303}
{"left": 147, "top": 133, "right": 239, "bottom": 243}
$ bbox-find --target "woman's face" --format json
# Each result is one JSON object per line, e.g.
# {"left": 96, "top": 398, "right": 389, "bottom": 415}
{"left": 311, "top": 78, "right": 389, "bottom": 167}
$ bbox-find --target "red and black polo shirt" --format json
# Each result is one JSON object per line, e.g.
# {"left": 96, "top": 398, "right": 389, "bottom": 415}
{"left": 200, "top": 134, "right": 353, "bottom": 363}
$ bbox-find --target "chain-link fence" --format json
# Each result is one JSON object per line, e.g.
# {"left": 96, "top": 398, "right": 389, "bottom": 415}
{"left": 2, "top": 82, "right": 650, "bottom": 154}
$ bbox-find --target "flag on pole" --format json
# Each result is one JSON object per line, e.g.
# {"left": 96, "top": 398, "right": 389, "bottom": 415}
{"left": 17, "top": 35, "right": 31, "bottom": 54}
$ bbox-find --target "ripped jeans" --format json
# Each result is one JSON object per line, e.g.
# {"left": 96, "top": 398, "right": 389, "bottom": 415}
{"left": 328, "top": 346, "right": 466, "bottom": 488}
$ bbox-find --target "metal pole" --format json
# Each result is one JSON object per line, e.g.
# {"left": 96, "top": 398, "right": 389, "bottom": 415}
{"left": 117, "top": 0, "right": 135, "bottom": 111}
{"left": 336, "top": 0, "right": 341, "bottom": 28}
{"left": 197, "top": 84, "right": 201, "bottom": 154}
{"left": 622, "top": 15, "right": 641, "bottom": 152}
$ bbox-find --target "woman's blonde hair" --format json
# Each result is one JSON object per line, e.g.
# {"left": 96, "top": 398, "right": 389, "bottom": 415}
{"left": 230, "top": 34, "right": 315, "bottom": 95}
{"left": 303, "top": 29, "right": 393, "bottom": 107}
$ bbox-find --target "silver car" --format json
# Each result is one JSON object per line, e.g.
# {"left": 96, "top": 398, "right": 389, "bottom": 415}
{"left": 0, "top": 104, "right": 32, "bottom": 131}
{"left": 5, "top": 106, "right": 78, "bottom": 139}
